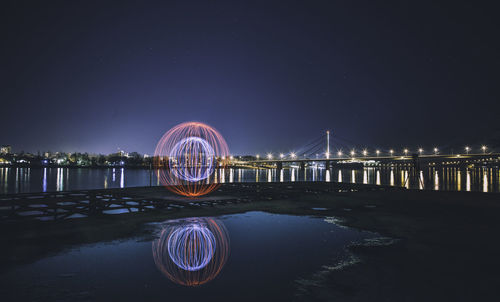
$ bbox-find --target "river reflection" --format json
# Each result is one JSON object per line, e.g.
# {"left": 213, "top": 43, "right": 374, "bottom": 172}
{"left": 0, "top": 166, "right": 498, "bottom": 194}
{"left": 0, "top": 212, "right": 379, "bottom": 301}
{"left": 152, "top": 218, "right": 230, "bottom": 286}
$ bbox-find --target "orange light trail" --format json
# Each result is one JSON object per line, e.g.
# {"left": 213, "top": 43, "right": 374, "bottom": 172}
{"left": 153, "top": 121, "right": 230, "bottom": 197}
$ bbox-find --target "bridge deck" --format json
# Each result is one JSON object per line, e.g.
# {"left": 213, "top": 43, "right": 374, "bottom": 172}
{"left": 241, "top": 153, "right": 500, "bottom": 164}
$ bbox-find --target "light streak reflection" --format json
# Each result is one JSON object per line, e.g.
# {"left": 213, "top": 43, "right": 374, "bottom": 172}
{"left": 483, "top": 172, "right": 488, "bottom": 193}
{"left": 42, "top": 168, "right": 47, "bottom": 192}
{"left": 120, "top": 168, "right": 124, "bottom": 188}
{"left": 152, "top": 217, "right": 230, "bottom": 286}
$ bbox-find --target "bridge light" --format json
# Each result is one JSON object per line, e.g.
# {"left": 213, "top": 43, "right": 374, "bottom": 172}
{"left": 376, "top": 150, "right": 380, "bottom": 156}
{"left": 433, "top": 147, "right": 438, "bottom": 155}
{"left": 230, "top": 156, "right": 234, "bottom": 160}
{"left": 350, "top": 150, "right": 355, "bottom": 157}
{"left": 418, "top": 148, "right": 423, "bottom": 154}
{"left": 465, "top": 146, "right": 470, "bottom": 154}
{"left": 337, "top": 151, "right": 343, "bottom": 157}
{"left": 404, "top": 149, "right": 409, "bottom": 156}
{"left": 267, "top": 153, "right": 273, "bottom": 160}
{"left": 362, "top": 149, "right": 367, "bottom": 156}
{"left": 325, "top": 152, "right": 330, "bottom": 159}
{"left": 279, "top": 153, "right": 284, "bottom": 159}
{"left": 482, "top": 145, "right": 487, "bottom": 154}
{"left": 389, "top": 149, "right": 394, "bottom": 156}
{"left": 256, "top": 154, "right": 260, "bottom": 159}
{"left": 290, "top": 152, "right": 296, "bottom": 159}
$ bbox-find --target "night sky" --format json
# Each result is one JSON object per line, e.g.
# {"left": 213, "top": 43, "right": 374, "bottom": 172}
{"left": 2, "top": 1, "right": 499, "bottom": 155}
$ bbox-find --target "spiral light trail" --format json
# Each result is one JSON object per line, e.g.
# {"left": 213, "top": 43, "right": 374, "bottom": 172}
{"left": 154, "top": 122, "right": 230, "bottom": 197}
{"left": 167, "top": 223, "right": 216, "bottom": 271}
{"left": 168, "top": 137, "right": 215, "bottom": 182}
{"left": 152, "top": 218, "right": 230, "bottom": 286}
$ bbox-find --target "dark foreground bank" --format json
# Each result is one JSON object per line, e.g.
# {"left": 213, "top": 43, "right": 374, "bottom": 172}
{"left": 1, "top": 183, "right": 500, "bottom": 301}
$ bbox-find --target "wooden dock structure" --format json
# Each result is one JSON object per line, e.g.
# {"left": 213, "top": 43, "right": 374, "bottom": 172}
{"left": 0, "top": 182, "right": 404, "bottom": 223}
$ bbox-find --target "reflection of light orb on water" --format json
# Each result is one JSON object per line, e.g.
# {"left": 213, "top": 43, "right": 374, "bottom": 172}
{"left": 167, "top": 223, "right": 216, "bottom": 271}
{"left": 169, "top": 137, "right": 215, "bottom": 182}
{"left": 152, "top": 218, "right": 230, "bottom": 286}
{"left": 154, "top": 122, "right": 230, "bottom": 197}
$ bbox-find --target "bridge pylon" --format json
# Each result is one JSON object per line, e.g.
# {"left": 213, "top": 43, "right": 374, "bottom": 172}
{"left": 326, "top": 130, "right": 330, "bottom": 159}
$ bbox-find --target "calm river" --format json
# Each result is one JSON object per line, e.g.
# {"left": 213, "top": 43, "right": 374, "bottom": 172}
{"left": 0, "top": 166, "right": 498, "bottom": 194}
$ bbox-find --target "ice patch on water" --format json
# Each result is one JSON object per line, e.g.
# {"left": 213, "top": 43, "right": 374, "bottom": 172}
{"left": 356, "top": 237, "right": 399, "bottom": 247}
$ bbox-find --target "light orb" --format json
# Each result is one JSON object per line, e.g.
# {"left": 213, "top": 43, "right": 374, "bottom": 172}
{"left": 169, "top": 137, "right": 216, "bottom": 182}
{"left": 167, "top": 223, "right": 216, "bottom": 271}
{"left": 154, "top": 122, "right": 230, "bottom": 197}
{"left": 152, "top": 218, "right": 230, "bottom": 286}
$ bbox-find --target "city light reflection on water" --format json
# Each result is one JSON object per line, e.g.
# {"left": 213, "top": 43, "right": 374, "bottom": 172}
{"left": 483, "top": 173, "right": 488, "bottom": 193}
{"left": 120, "top": 168, "right": 124, "bottom": 188}
{"left": 0, "top": 166, "right": 498, "bottom": 194}
{"left": 42, "top": 168, "right": 47, "bottom": 192}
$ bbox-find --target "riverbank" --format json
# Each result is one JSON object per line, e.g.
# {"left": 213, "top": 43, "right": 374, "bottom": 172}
{"left": 2, "top": 183, "right": 500, "bottom": 301}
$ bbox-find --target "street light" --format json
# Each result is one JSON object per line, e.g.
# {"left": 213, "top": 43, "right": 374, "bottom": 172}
{"left": 389, "top": 149, "right": 394, "bottom": 156}
{"left": 482, "top": 145, "right": 487, "bottom": 154}
{"left": 404, "top": 149, "right": 409, "bottom": 156}
{"left": 362, "top": 149, "right": 368, "bottom": 156}
{"left": 418, "top": 148, "right": 423, "bottom": 155}
{"left": 279, "top": 153, "right": 284, "bottom": 159}
{"left": 350, "top": 150, "right": 355, "bottom": 157}
{"left": 256, "top": 154, "right": 260, "bottom": 160}
{"left": 376, "top": 150, "right": 380, "bottom": 156}
{"left": 465, "top": 146, "right": 470, "bottom": 154}
{"left": 434, "top": 147, "right": 438, "bottom": 155}
{"left": 325, "top": 152, "right": 330, "bottom": 159}
{"left": 267, "top": 153, "right": 273, "bottom": 160}
{"left": 230, "top": 155, "right": 234, "bottom": 160}
{"left": 290, "top": 152, "right": 296, "bottom": 159}
{"left": 337, "top": 151, "right": 343, "bottom": 157}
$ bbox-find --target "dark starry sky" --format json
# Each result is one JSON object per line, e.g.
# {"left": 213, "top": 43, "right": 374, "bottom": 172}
{"left": 1, "top": 0, "right": 499, "bottom": 155}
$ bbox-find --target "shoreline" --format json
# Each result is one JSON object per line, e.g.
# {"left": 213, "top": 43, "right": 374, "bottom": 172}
{"left": 2, "top": 183, "right": 500, "bottom": 300}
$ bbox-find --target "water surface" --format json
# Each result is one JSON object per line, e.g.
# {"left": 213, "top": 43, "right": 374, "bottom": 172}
{"left": 0, "top": 212, "right": 376, "bottom": 301}
{"left": 0, "top": 166, "right": 498, "bottom": 194}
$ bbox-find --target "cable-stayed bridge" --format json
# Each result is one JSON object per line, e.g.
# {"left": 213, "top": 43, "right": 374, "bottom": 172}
{"left": 230, "top": 131, "right": 499, "bottom": 169}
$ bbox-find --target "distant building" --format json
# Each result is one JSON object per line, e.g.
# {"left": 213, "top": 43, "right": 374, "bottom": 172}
{"left": 118, "top": 149, "right": 129, "bottom": 158}
{"left": 1, "top": 145, "right": 12, "bottom": 154}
